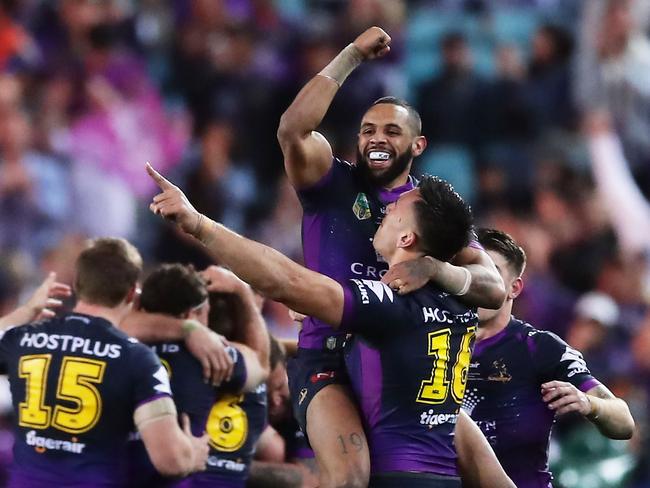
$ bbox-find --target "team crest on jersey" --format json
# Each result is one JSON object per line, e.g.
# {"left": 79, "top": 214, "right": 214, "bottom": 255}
{"left": 488, "top": 359, "right": 512, "bottom": 382}
{"left": 352, "top": 193, "right": 372, "bottom": 220}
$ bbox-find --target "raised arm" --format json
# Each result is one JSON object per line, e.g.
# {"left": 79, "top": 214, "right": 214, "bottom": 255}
{"left": 277, "top": 26, "right": 391, "bottom": 189}
{"left": 201, "top": 265, "right": 270, "bottom": 390}
{"left": 146, "top": 163, "right": 345, "bottom": 328}
{"left": 0, "top": 272, "right": 71, "bottom": 329}
{"left": 382, "top": 246, "right": 506, "bottom": 309}
{"left": 542, "top": 381, "right": 634, "bottom": 440}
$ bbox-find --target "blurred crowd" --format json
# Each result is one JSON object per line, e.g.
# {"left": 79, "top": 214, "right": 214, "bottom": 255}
{"left": 0, "top": 0, "right": 649, "bottom": 486}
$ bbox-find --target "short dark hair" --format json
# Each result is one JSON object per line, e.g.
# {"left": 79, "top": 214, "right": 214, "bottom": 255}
{"left": 477, "top": 228, "right": 527, "bottom": 277}
{"left": 140, "top": 264, "right": 207, "bottom": 317}
{"left": 371, "top": 96, "right": 422, "bottom": 136}
{"left": 269, "top": 335, "right": 286, "bottom": 370}
{"left": 74, "top": 238, "right": 142, "bottom": 307}
{"left": 414, "top": 176, "right": 473, "bottom": 261}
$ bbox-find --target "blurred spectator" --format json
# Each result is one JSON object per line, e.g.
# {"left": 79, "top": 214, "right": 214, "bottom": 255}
{"left": 415, "top": 32, "right": 487, "bottom": 150}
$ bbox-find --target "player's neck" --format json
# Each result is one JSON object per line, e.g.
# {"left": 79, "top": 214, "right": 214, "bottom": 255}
{"left": 73, "top": 301, "right": 129, "bottom": 328}
{"left": 382, "top": 170, "right": 411, "bottom": 190}
{"left": 387, "top": 248, "right": 424, "bottom": 268}
{"left": 476, "top": 304, "right": 512, "bottom": 342}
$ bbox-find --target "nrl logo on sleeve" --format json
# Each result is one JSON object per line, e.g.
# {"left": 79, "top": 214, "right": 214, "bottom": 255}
{"left": 353, "top": 193, "right": 372, "bottom": 220}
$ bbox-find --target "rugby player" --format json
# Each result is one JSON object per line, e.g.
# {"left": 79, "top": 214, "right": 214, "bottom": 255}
{"left": 276, "top": 25, "right": 506, "bottom": 488}
{"left": 464, "top": 229, "right": 635, "bottom": 487}
{"left": 0, "top": 238, "right": 208, "bottom": 487}
{"left": 129, "top": 263, "right": 269, "bottom": 487}
{"left": 147, "top": 163, "right": 490, "bottom": 487}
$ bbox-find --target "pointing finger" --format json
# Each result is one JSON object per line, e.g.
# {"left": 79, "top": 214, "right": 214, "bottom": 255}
{"left": 145, "top": 162, "right": 174, "bottom": 190}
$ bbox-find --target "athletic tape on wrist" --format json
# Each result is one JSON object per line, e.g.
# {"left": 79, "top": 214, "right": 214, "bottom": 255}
{"left": 456, "top": 267, "right": 472, "bottom": 296}
{"left": 318, "top": 43, "right": 363, "bottom": 87}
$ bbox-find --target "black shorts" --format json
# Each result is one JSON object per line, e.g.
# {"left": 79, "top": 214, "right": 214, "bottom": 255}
{"left": 369, "top": 473, "right": 462, "bottom": 488}
{"left": 287, "top": 345, "right": 350, "bottom": 437}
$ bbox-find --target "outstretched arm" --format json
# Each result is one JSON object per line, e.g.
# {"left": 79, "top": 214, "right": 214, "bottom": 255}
{"left": 382, "top": 246, "right": 506, "bottom": 309}
{"left": 278, "top": 26, "right": 390, "bottom": 189}
{"left": 542, "top": 381, "right": 634, "bottom": 440}
{"left": 146, "top": 163, "right": 345, "bottom": 328}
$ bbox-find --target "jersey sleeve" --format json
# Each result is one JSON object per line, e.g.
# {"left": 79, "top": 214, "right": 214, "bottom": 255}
{"left": 219, "top": 346, "right": 248, "bottom": 393}
{"left": 297, "top": 158, "right": 353, "bottom": 213}
{"left": 129, "top": 340, "right": 173, "bottom": 408}
{"left": 339, "top": 279, "right": 410, "bottom": 337}
{"left": 531, "top": 330, "right": 601, "bottom": 392}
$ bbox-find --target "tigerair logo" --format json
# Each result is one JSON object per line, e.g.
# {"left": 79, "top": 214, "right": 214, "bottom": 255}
{"left": 352, "top": 193, "right": 372, "bottom": 220}
{"left": 419, "top": 410, "right": 457, "bottom": 429}
{"left": 26, "top": 430, "right": 86, "bottom": 454}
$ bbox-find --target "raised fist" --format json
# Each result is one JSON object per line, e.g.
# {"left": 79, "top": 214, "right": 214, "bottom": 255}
{"left": 353, "top": 26, "right": 391, "bottom": 60}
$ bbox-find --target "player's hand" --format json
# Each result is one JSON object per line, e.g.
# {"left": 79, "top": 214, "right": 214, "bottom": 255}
{"left": 26, "top": 272, "right": 72, "bottom": 321}
{"left": 181, "top": 413, "right": 209, "bottom": 473}
{"left": 184, "top": 323, "right": 234, "bottom": 386}
{"left": 381, "top": 256, "right": 437, "bottom": 294}
{"left": 201, "top": 265, "right": 248, "bottom": 295}
{"left": 353, "top": 26, "right": 391, "bottom": 60}
{"left": 541, "top": 381, "right": 592, "bottom": 416}
{"left": 146, "top": 163, "right": 201, "bottom": 235}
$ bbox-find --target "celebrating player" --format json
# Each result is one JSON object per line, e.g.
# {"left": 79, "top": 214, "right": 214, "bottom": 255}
{"left": 0, "top": 238, "right": 208, "bottom": 487}
{"left": 147, "top": 162, "right": 489, "bottom": 487}
{"left": 128, "top": 263, "right": 269, "bottom": 487}
{"left": 464, "top": 229, "right": 635, "bottom": 487}
{"left": 276, "top": 26, "right": 505, "bottom": 487}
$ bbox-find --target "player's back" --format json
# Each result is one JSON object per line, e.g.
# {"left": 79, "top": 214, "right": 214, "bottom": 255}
{"left": 128, "top": 340, "right": 248, "bottom": 487}
{"left": 341, "top": 280, "right": 477, "bottom": 477}
{"left": 180, "top": 383, "right": 268, "bottom": 488}
{"left": 0, "top": 313, "right": 168, "bottom": 488}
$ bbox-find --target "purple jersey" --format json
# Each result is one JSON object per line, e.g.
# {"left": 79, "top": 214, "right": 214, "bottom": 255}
{"left": 0, "top": 314, "right": 170, "bottom": 488}
{"left": 463, "top": 317, "right": 601, "bottom": 488}
{"left": 340, "top": 279, "right": 477, "bottom": 476}
{"left": 297, "top": 158, "right": 416, "bottom": 349}
{"left": 128, "top": 342, "right": 248, "bottom": 487}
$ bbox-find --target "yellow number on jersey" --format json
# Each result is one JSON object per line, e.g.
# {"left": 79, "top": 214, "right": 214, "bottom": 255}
{"left": 416, "top": 327, "right": 476, "bottom": 405}
{"left": 18, "top": 355, "right": 106, "bottom": 434}
{"left": 206, "top": 394, "right": 248, "bottom": 452}
{"left": 416, "top": 329, "right": 451, "bottom": 404}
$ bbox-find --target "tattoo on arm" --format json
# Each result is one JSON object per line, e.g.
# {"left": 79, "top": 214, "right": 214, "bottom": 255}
{"left": 337, "top": 432, "right": 365, "bottom": 454}
{"left": 589, "top": 384, "right": 615, "bottom": 400}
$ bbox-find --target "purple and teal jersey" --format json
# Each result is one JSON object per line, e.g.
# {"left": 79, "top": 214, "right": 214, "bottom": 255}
{"left": 340, "top": 279, "right": 477, "bottom": 476}
{"left": 297, "top": 158, "right": 416, "bottom": 349}
{"left": 128, "top": 341, "right": 248, "bottom": 487}
{"left": 0, "top": 313, "right": 170, "bottom": 488}
{"left": 463, "top": 317, "right": 601, "bottom": 488}
{"left": 183, "top": 383, "right": 268, "bottom": 488}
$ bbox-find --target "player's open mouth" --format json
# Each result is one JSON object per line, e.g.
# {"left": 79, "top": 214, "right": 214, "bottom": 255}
{"left": 367, "top": 150, "right": 392, "bottom": 168}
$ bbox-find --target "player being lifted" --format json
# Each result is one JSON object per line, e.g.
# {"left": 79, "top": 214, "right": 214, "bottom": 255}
{"left": 465, "top": 229, "right": 634, "bottom": 487}
{"left": 276, "top": 26, "right": 506, "bottom": 487}
{"left": 129, "top": 263, "right": 269, "bottom": 487}
{"left": 146, "top": 162, "right": 507, "bottom": 487}
{"left": 0, "top": 238, "right": 208, "bottom": 487}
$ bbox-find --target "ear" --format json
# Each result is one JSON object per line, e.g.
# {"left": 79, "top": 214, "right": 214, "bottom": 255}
{"left": 125, "top": 285, "right": 138, "bottom": 306}
{"left": 397, "top": 231, "right": 416, "bottom": 249}
{"left": 412, "top": 135, "right": 427, "bottom": 157}
{"left": 510, "top": 277, "right": 524, "bottom": 300}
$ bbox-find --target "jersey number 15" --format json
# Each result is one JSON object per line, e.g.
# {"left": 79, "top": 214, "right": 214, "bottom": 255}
{"left": 18, "top": 354, "right": 106, "bottom": 434}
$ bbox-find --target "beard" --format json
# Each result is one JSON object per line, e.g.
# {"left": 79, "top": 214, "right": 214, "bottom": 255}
{"left": 356, "top": 145, "right": 413, "bottom": 188}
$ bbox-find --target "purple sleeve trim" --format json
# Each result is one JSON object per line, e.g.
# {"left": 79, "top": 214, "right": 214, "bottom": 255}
{"left": 339, "top": 282, "right": 358, "bottom": 333}
{"left": 135, "top": 392, "right": 172, "bottom": 410}
{"left": 468, "top": 239, "right": 484, "bottom": 251}
{"left": 579, "top": 378, "right": 602, "bottom": 393}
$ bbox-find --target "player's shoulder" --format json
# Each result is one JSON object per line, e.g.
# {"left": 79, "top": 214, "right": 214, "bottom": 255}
{"left": 511, "top": 317, "right": 568, "bottom": 350}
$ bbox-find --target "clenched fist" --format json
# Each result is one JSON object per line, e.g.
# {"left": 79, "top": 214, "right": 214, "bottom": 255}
{"left": 353, "top": 26, "right": 391, "bottom": 60}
